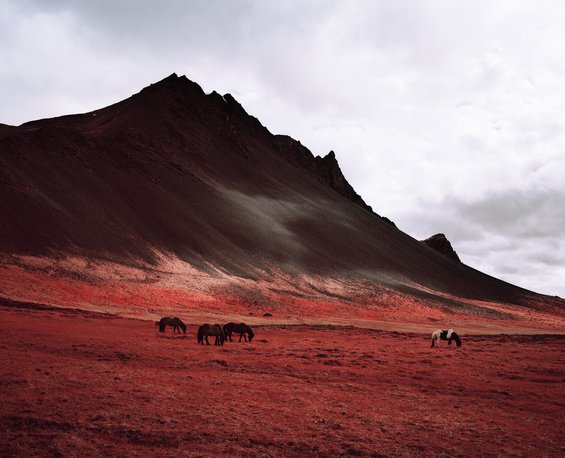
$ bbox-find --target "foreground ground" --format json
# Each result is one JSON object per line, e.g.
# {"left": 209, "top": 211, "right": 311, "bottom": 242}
{"left": 1, "top": 303, "right": 564, "bottom": 457}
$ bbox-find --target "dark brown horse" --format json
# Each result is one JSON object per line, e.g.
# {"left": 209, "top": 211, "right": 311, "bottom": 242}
{"left": 197, "top": 324, "right": 225, "bottom": 346}
{"left": 223, "top": 322, "right": 255, "bottom": 342}
{"left": 157, "top": 316, "right": 186, "bottom": 334}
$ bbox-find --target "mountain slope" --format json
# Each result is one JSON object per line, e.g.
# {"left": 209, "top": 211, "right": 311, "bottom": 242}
{"left": 0, "top": 74, "right": 560, "bottom": 312}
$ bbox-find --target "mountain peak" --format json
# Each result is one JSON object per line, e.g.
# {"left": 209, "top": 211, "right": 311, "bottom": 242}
{"left": 141, "top": 73, "right": 204, "bottom": 96}
{"left": 315, "top": 150, "right": 373, "bottom": 213}
{"left": 421, "top": 233, "right": 461, "bottom": 262}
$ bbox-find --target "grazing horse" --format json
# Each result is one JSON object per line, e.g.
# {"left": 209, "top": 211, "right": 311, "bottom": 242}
{"left": 431, "top": 329, "right": 461, "bottom": 348}
{"left": 157, "top": 316, "right": 186, "bottom": 334}
{"left": 197, "top": 324, "right": 225, "bottom": 346}
{"left": 223, "top": 322, "right": 255, "bottom": 342}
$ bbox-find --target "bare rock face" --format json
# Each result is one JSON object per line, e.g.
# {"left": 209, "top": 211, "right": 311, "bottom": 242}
{"left": 271, "top": 137, "right": 400, "bottom": 226}
{"left": 314, "top": 150, "right": 372, "bottom": 212}
{"left": 421, "top": 234, "right": 461, "bottom": 262}
{"left": 272, "top": 138, "right": 372, "bottom": 212}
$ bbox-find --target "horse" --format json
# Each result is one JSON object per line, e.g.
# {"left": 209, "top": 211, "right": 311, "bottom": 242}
{"left": 223, "top": 322, "right": 255, "bottom": 342}
{"left": 431, "top": 329, "right": 461, "bottom": 348}
{"left": 197, "top": 324, "right": 225, "bottom": 346}
{"left": 157, "top": 316, "right": 186, "bottom": 334}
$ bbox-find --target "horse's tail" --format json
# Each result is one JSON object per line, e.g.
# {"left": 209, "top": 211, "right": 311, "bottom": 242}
{"left": 223, "top": 323, "right": 230, "bottom": 337}
{"left": 431, "top": 337, "right": 435, "bottom": 347}
{"left": 197, "top": 325, "right": 204, "bottom": 344}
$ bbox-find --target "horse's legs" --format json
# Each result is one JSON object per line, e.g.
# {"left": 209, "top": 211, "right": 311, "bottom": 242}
{"left": 205, "top": 335, "right": 210, "bottom": 345}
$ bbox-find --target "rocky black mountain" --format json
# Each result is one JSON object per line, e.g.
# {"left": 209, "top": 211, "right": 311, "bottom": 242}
{"left": 0, "top": 73, "right": 549, "bottom": 306}
{"left": 421, "top": 234, "right": 461, "bottom": 263}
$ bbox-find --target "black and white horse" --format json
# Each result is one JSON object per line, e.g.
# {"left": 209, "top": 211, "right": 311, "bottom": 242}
{"left": 431, "top": 329, "right": 461, "bottom": 348}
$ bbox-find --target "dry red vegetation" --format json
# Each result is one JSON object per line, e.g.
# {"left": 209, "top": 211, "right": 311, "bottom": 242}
{"left": 1, "top": 302, "right": 564, "bottom": 457}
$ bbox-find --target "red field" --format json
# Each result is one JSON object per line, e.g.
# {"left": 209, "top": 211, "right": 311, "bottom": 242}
{"left": 1, "top": 302, "right": 564, "bottom": 457}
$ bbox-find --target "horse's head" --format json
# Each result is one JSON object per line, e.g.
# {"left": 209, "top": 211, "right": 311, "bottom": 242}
{"left": 452, "top": 332, "right": 462, "bottom": 347}
{"left": 247, "top": 327, "right": 255, "bottom": 342}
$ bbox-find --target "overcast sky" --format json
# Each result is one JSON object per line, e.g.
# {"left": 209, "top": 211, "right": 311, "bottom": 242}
{"left": 1, "top": 0, "right": 564, "bottom": 297}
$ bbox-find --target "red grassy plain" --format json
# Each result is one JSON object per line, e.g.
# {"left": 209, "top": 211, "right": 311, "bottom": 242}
{"left": 1, "top": 254, "right": 564, "bottom": 456}
{"left": 1, "top": 303, "right": 564, "bottom": 457}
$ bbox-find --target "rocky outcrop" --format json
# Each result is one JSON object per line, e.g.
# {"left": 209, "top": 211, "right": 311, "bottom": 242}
{"left": 313, "top": 150, "right": 372, "bottom": 212}
{"left": 421, "top": 234, "right": 461, "bottom": 262}
{"left": 272, "top": 136, "right": 384, "bottom": 217}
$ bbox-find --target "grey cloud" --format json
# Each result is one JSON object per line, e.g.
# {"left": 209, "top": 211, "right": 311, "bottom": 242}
{"left": 452, "top": 189, "right": 565, "bottom": 239}
{"left": 530, "top": 251, "right": 565, "bottom": 268}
